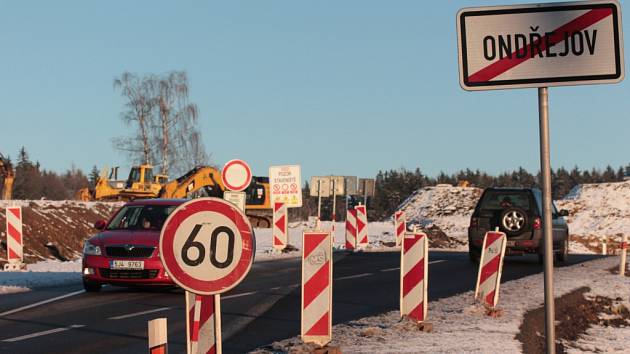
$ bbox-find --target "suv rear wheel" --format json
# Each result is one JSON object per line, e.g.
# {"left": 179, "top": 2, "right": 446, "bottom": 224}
{"left": 500, "top": 208, "right": 529, "bottom": 236}
{"left": 555, "top": 238, "right": 569, "bottom": 263}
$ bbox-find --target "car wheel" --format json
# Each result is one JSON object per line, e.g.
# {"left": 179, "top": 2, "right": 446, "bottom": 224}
{"left": 83, "top": 279, "right": 102, "bottom": 292}
{"left": 468, "top": 248, "right": 480, "bottom": 264}
{"left": 500, "top": 208, "right": 529, "bottom": 236}
{"left": 556, "top": 238, "right": 569, "bottom": 263}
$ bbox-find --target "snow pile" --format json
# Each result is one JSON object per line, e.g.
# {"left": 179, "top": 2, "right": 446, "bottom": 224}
{"left": 259, "top": 257, "right": 630, "bottom": 353}
{"left": 397, "top": 185, "right": 482, "bottom": 246}
{"left": 557, "top": 180, "right": 630, "bottom": 242}
{"left": 0, "top": 259, "right": 82, "bottom": 294}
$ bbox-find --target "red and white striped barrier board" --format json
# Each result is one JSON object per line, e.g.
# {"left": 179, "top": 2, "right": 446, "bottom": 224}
{"left": 355, "top": 205, "right": 368, "bottom": 247}
{"left": 394, "top": 211, "right": 406, "bottom": 246}
{"left": 186, "top": 291, "right": 220, "bottom": 354}
{"left": 301, "top": 231, "right": 333, "bottom": 346}
{"left": 345, "top": 209, "right": 357, "bottom": 250}
{"left": 273, "top": 202, "right": 288, "bottom": 250}
{"left": 474, "top": 231, "right": 507, "bottom": 308}
{"left": 400, "top": 231, "right": 428, "bottom": 322}
{"left": 5, "top": 206, "right": 23, "bottom": 265}
{"left": 148, "top": 318, "right": 168, "bottom": 354}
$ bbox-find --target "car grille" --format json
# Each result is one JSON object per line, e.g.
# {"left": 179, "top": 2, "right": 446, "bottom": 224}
{"left": 105, "top": 245, "right": 154, "bottom": 258}
{"left": 99, "top": 268, "right": 159, "bottom": 279}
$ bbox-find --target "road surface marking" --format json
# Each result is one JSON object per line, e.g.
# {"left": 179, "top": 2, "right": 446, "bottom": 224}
{"left": 0, "top": 290, "right": 85, "bottom": 317}
{"left": 2, "top": 324, "right": 85, "bottom": 342}
{"left": 108, "top": 307, "right": 172, "bottom": 320}
{"left": 336, "top": 273, "right": 372, "bottom": 281}
{"left": 379, "top": 259, "right": 446, "bottom": 272}
{"left": 223, "top": 291, "right": 258, "bottom": 300}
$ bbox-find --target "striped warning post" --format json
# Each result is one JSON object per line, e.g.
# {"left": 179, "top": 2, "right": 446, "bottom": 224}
{"left": 301, "top": 231, "right": 332, "bottom": 347}
{"left": 273, "top": 202, "right": 288, "bottom": 250}
{"left": 355, "top": 205, "right": 368, "bottom": 247}
{"left": 5, "top": 206, "right": 23, "bottom": 265}
{"left": 186, "top": 291, "right": 220, "bottom": 354}
{"left": 400, "top": 231, "right": 428, "bottom": 323}
{"left": 345, "top": 209, "right": 357, "bottom": 250}
{"left": 148, "top": 318, "right": 168, "bottom": 354}
{"left": 394, "top": 211, "right": 406, "bottom": 246}
{"left": 474, "top": 231, "right": 507, "bottom": 308}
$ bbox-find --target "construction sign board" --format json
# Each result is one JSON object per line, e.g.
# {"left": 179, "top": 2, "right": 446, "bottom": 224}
{"left": 269, "top": 165, "right": 303, "bottom": 208}
{"left": 357, "top": 178, "right": 375, "bottom": 197}
{"left": 329, "top": 176, "right": 345, "bottom": 195}
{"left": 309, "top": 176, "right": 331, "bottom": 197}
{"left": 344, "top": 176, "right": 358, "bottom": 196}
{"left": 457, "top": 1, "right": 624, "bottom": 90}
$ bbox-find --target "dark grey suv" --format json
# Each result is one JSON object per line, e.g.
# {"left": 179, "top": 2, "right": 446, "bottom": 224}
{"left": 468, "top": 187, "right": 569, "bottom": 264}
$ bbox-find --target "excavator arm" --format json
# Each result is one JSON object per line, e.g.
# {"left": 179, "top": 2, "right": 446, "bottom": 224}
{"left": 158, "top": 166, "right": 224, "bottom": 199}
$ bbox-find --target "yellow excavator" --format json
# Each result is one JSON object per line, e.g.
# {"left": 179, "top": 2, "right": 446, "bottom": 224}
{"left": 78, "top": 164, "right": 272, "bottom": 227}
{"left": 0, "top": 153, "right": 15, "bottom": 200}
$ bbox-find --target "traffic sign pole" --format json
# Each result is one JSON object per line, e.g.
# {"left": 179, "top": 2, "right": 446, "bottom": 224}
{"left": 317, "top": 180, "right": 322, "bottom": 230}
{"left": 331, "top": 179, "right": 337, "bottom": 226}
{"left": 538, "top": 87, "right": 556, "bottom": 354}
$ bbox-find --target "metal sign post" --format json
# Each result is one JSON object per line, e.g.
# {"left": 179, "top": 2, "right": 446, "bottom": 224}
{"left": 317, "top": 180, "right": 322, "bottom": 230}
{"left": 538, "top": 87, "right": 556, "bottom": 353}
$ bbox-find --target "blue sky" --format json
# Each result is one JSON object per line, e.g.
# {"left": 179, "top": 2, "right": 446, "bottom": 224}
{"left": 1, "top": 1, "right": 628, "bottom": 181}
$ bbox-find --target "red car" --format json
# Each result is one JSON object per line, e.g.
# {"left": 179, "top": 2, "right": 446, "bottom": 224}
{"left": 82, "top": 199, "right": 185, "bottom": 292}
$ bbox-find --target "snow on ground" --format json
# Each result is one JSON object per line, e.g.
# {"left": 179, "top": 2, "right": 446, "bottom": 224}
{"left": 259, "top": 256, "right": 630, "bottom": 354}
{"left": 0, "top": 260, "right": 82, "bottom": 294}
{"left": 557, "top": 181, "right": 630, "bottom": 244}
{"left": 397, "top": 185, "right": 482, "bottom": 249}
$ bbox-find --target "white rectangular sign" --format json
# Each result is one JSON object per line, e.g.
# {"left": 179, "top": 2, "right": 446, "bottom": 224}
{"left": 357, "top": 178, "right": 375, "bottom": 197}
{"left": 309, "top": 176, "right": 331, "bottom": 197}
{"left": 269, "top": 165, "right": 303, "bottom": 208}
{"left": 223, "top": 191, "right": 246, "bottom": 211}
{"left": 329, "top": 176, "right": 345, "bottom": 196}
{"left": 344, "top": 176, "right": 358, "bottom": 196}
{"left": 457, "top": 0, "right": 624, "bottom": 90}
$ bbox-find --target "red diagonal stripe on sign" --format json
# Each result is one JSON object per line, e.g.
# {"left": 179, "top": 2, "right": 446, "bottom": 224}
{"left": 345, "top": 240, "right": 354, "bottom": 249}
{"left": 306, "top": 311, "right": 329, "bottom": 336}
{"left": 403, "top": 234, "right": 421, "bottom": 254}
{"left": 9, "top": 248, "right": 19, "bottom": 260}
{"left": 199, "top": 296, "right": 214, "bottom": 328}
{"left": 469, "top": 8, "right": 613, "bottom": 83}
{"left": 208, "top": 344, "right": 216, "bottom": 354}
{"left": 360, "top": 235, "right": 368, "bottom": 244}
{"left": 397, "top": 222, "right": 405, "bottom": 236}
{"left": 274, "top": 202, "right": 283, "bottom": 213}
{"left": 403, "top": 258, "right": 424, "bottom": 297}
{"left": 408, "top": 301, "right": 424, "bottom": 322}
{"left": 9, "top": 208, "right": 20, "bottom": 219}
{"left": 485, "top": 290, "right": 496, "bottom": 306}
{"left": 303, "top": 260, "right": 330, "bottom": 309}
{"left": 346, "top": 220, "right": 356, "bottom": 236}
{"left": 149, "top": 344, "right": 167, "bottom": 354}
{"left": 356, "top": 217, "right": 365, "bottom": 233}
{"left": 479, "top": 254, "right": 501, "bottom": 286}
{"left": 273, "top": 236, "right": 283, "bottom": 246}
{"left": 275, "top": 214, "right": 286, "bottom": 231}
{"left": 303, "top": 233, "right": 328, "bottom": 258}
{"left": 8, "top": 223, "right": 22, "bottom": 243}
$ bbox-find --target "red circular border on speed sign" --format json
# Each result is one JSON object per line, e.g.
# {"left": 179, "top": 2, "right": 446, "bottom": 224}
{"left": 159, "top": 197, "right": 255, "bottom": 295}
{"left": 221, "top": 159, "right": 252, "bottom": 192}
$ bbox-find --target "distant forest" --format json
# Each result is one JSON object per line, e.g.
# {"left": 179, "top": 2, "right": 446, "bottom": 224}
{"left": 3, "top": 147, "right": 629, "bottom": 223}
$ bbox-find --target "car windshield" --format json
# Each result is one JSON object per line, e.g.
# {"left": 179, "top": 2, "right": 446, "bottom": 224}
{"left": 478, "top": 191, "right": 532, "bottom": 211}
{"left": 107, "top": 205, "right": 177, "bottom": 231}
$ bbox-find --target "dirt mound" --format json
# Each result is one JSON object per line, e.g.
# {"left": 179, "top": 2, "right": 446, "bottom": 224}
{"left": 0, "top": 201, "right": 122, "bottom": 264}
{"left": 517, "top": 286, "right": 630, "bottom": 353}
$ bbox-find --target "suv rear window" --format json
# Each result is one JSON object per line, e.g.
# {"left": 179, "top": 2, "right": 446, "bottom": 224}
{"left": 477, "top": 191, "right": 532, "bottom": 211}
{"left": 107, "top": 205, "right": 177, "bottom": 231}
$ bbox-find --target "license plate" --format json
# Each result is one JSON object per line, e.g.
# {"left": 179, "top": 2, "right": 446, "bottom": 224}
{"left": 110, "top": 260, "right": 144, "bottom": 270}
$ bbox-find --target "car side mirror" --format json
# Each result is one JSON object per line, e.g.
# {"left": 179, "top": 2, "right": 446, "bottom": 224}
{"left": 94, "top": 220, "right": 107, "bottom": 230}
{"left": 558, "top": 209, "right": 569, "bottom": 217}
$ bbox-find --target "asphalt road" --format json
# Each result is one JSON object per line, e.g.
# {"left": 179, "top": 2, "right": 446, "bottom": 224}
{"left": 0, "top": 251, "right": 600, "bottom": 354}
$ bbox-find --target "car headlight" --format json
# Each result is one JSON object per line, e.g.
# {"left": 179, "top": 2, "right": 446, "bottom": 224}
{"left": 83, "top": 241, "right": 102, "bottom": 256}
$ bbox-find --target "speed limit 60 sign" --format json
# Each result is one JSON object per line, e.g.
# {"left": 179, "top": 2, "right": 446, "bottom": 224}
{"left": 159, "top": 198, "right": 255, "bottom": 295}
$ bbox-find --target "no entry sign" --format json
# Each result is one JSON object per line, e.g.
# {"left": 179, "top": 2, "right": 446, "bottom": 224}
{"left": 457, "top": 1, "right": 624, "bottom": 90}
{"left": 159, "top": 198, "right": 255, "bottom": 295}
{"left": 221, "top": 159, "right": 252, "bottom": 192}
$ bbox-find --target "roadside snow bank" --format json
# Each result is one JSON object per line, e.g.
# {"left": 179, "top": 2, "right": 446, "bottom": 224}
{"left": 0, "top": 260, "right": 82, "bottom": 294}
{"left": 258, "top": 256, "right": 629, "bottom": 353}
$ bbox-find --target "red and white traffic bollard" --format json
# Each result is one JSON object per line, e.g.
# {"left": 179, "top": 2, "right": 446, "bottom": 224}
{"left": 148, "top": 318, "right": 168, "bottom": 354}
{"left": 475, "top": 231, "right": 507, "bottom": 308}
{"left": 272, "top": 202, "right": 288, "bottom": 251}
{"left": 619, "top": 234, "right": 628, "bottom": 276}
{"left": 345, "top": 209, "right": 357, "bottom": 251}
{"left": 301, "top": 231, "right": 333, "bottom": 347}
{"left": 355, "top": 204, "right": 368, "bottom": 248}
{"left": 4, "top": 206, "right": 24, "bottom": 271}
{"left": 400, "top": 230, "right": 428, "bottom": 323}
{"left": 394, "top": 211, "right": 406, "bottom": 246}
{"left": 186, "top": 292, "right": 221, "bottom": 354}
